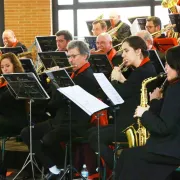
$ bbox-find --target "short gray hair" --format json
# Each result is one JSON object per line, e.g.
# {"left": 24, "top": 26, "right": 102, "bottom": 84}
{"left": 67, "top": 40, "right": 90, "bottom": 59}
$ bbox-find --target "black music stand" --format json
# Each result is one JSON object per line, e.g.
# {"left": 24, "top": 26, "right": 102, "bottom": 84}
{"left": 169, "top": 14, "right": 180, "bottom": 33}
{"left": 2, "top": 73, "right": 50, "bottom": 180}
{"left": 0, "top": 46, "right": 24, "bottom": 55}
{"left": 35, "top": 36, "right": 57, "bottom": 52}
{"left": 84, "top": 36, "right": 97, "bottom": 50}
{"left": 89, "top": 54, "right": 113, "bottom": 78}
{"left": 38, "top": 51, "right": 71, "bottom": 73}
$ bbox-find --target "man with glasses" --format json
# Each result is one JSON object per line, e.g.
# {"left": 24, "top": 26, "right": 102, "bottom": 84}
{"left": 21, "top": 40, "right": 100, "bottom": 180}
{"left": 145, "top": 16, "right": 165, "bottom": 38}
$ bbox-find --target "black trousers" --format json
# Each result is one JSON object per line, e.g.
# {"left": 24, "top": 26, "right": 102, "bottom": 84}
{"left": 21, "top": 120, "right": 72, "bottom": 168}
{"left": 88, "top": 125, "right": 127, "bottom": 169}
{"left": 115, "top": 146, "right": 180, "bottom": 180}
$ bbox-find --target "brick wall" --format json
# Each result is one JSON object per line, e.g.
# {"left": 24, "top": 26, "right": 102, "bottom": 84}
{"left": 4, "top": 0, "right": 52, "bottom": 50}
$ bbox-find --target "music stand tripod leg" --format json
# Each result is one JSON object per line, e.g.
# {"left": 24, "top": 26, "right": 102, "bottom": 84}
{"left": 13, "top": 99, "right": 44, "bottom": 180}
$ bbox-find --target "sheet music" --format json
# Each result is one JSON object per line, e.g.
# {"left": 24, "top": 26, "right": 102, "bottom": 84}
{"left": 94, "top": 73, "right": 124, "bottom": 105}
{"left": 58, "top": 85, "right": 109, "bottom": 116}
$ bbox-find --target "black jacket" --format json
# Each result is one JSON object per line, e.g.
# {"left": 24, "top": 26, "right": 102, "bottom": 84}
{"left": 142, "top": 81, "right": 180, "bottom": 158}
{"left": 16, "top": 42, "right": 28, "bottom": 52}
{"left": 111, "top": 61, "right": 157, "bottom": 130}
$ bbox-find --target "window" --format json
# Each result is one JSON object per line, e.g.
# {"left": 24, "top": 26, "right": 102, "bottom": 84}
{"left": 58, "top": 0, "right": 73, "bottom": 5}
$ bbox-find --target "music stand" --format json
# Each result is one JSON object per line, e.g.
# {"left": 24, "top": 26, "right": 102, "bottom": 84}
{"left": 35, "top": 36, "right": 57, "bottom": 52}
{"left": 130, "top": 18, "right": 146, "bottom": 35}
{"left": 153, "top": 38, "right": 178, "bottom": 53}
{"left": 2, "top": 72, "right": 50, "bottom": 180}
{"left": 38, "top": 51, "right": 71, "bottom": 73}
{"left": 0, "top": 46, "right": 24, "bottom": 55}
{"left": 169, "top": 14, "right": 180, "bottom": 33}
{"left": 84, "top": 36, "right": 97, "bottom": 50}
{"left": 89, "top": 54, "right": 113, "bottom": 78}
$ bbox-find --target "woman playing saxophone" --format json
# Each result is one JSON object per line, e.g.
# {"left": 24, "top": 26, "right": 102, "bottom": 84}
{"left": 115, "top": 45, "right": 180, "bottom": 180}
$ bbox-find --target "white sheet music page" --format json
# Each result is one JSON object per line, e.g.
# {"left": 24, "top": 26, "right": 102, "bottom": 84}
{"left": 94, "top": 73, "right": 124, "bottom": 105}
{"left": 58, "top": 85, "right": 109, "bottom": 116}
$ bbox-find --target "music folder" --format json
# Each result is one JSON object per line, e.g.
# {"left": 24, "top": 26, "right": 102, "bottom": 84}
{"left": 169, "top": 14, "right": 180, "bottom": 33}
{"left": 46, "top": 69, "right": 75, "bottom": 88}
{"left": 58, "top": 85, "right": 109, "bottom": 116}
{"left": 84, "top": 36, "right": 97, "bottom": 50}
{"left": 35, "top": 36, "right": 57, "bottom": 52}
{"left": 2, "top": 73, "right": 50, "bottom": 100}
{"left": 148, "top": 50, "right": 166, "bottom": 74}
{"left": 0, "top": 47, "right": 24, "bottom": 55}
{"left": 89, "top": 54, "right": 113, "bottom": 78}
{"left": 38, "top": 51, "right": 72, "bottom": 73}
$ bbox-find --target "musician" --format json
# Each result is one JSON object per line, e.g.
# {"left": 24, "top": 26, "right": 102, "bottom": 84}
{"left": 109, "top": 10, "right": 131, "bottom": 46}
{"left": 95, "top": 32, "right": 118, "bottom": 66}
{"left": 20, "top": 40, "right": 99, "bottom": 179}
{"left": 55, "top": 30, "right": 73, "bottom": 51}
{"left": 2, "top": 30, "right": 27, "bottom": 51}
{"left": 0, "top": 52, "right": 27, "bottom": 179}
{"left": 88, "top": 36, "right": 157, "bottom": 170}
{"left": 145, "top": 16, "right": 165, "bottom": 38}
{"left": 115, "top": 45, "right": 180, "bottom": 180}
{"left": 92, "top": 19, "right": 107, "bottom": 36}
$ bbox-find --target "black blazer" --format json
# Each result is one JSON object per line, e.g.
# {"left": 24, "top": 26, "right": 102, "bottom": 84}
{"left": 49, "top": 66, "right": 99, "bottom": 135}
{"left": 142, "top": 81, "right": 180, "bottom": 158}
{"left": 16, "top": 42, "right": 28, "bottom": 52}
{"left": 111, "top": 61, "right": 157, "bottom": 130}
{"left": 0, "top": 86, "right": 27, "bottom": 128}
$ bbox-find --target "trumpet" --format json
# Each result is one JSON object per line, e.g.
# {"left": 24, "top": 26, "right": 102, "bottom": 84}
{"left": 119, "top": 61, "right": 128, "bottom": 72}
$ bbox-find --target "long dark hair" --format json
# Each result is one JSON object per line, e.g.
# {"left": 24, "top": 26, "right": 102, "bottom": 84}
{"left": 122, "top": 36, "right": 149, "bottom": 58}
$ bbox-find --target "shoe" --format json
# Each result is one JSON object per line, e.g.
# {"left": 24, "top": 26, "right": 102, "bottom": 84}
{"left": 45, "top": 172, "right": 59, "bottom": 180}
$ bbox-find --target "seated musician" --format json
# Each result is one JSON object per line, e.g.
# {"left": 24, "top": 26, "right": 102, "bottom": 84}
{"left": 95, "top": 32, "right": 120, "bottom": 66}
{"left": 92, "top": 19, "right": 107, "bottom": 36}
{"left": 20, "top": 40, "right": 100, "bottom": 180}
{"left": 109, "top": 10, "right": 131, "bottom": 48}
{"left": 145, "top": 16, "right": 165, "bottom": 38}
{"left": 88, "top": 36, "right": 157, "bottom": 170}
{"left": 55, "top": 30, "right": 73, "bottom": 51}
{"left": 0, "top": 52, "right": 27, "bottom": 179}
{"left": 115, "top": 45, "right": 180, "bottom": 180}
{"left": 2, "top": 30, "right": 27, "bottom": 51}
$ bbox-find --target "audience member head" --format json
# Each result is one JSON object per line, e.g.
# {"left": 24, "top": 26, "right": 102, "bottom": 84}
{"left": 145, "top": 16, "right": 161, "bottom": 34}
{"left": 109, "top": 10, "right": 120, "bottom": 27}
{"left": 96, "top": 33, "right": 113, "bottom": 53}
{"left": 92, "top": 20, "right": 107, "bottom": 36}
{"left": 121, "top": 36, "right": 148, "bottom": 68}
{"left": 2, "top": 30, "right": 17, "bottom": 47}
{"left": 165, "top": 45, "right": 180, "bottom": 81}
{"left": 0, "top": 52, "right": 24, "bottom": 74}
{"left": 55, "top": 30, "right": 73, "bottom": 51}
{"left": 136, "top": 30, "right": 153, "bottom": 50}
{"left": 67, "top": 40, "right": 89, "bottom": 71}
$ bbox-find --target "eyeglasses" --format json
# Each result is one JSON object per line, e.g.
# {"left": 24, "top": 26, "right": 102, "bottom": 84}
{"left": 145, "top": 25, "right": 156, "bottom": 29}
{"left": 67, "top": 54, "right": 80, "bottom": 59}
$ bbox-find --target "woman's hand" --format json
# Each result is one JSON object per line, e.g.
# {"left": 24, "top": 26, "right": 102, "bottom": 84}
{"left": 134, "top": 105, "right": 150, "bottom": 118}
{"left": 149, "top": 87, "right": 162, "bottom": 101}
{"left": 111, "top": 66, "right": 126, "bottom": 83}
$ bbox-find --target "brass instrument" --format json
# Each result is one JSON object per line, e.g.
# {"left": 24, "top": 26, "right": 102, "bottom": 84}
{"left": 119, "top": 61, "right": 128, "bottom": 73}
{"left": 161, "top": 0, "right": 179, "bottom": 13}
{"left": 123, "top": 72, "right": 167, "bottom": 147}
{"left": 151, "top": 24, "right": 176, "bottom": 38}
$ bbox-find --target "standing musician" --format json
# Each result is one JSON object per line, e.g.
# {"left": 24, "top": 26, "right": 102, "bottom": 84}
{"left": 109, "top": 10, "right": 131, "bottom": 47}
{"left": 55, "top": 30, "right": 73, "bottom": 51}
{"left": 0, "top": 52, "right": 27, "bottom": 179}
{"left": 88, "top": 36, "right": 157, "bottom": 170}
{"left": 21, "top": 40, "right": 100, "bottom": 180}
{"left": 2, "top": 30, "right": 27, "bottom": 51}
{"left": 92, "top": 19, "right": 107, "bottom": 36}
{"left": 115, "top": 45, "right": 180, "bottom": 180}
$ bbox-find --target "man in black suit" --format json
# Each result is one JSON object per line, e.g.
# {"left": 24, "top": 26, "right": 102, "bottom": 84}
{"left": 115, "top": 45, "right": 180, "bottom": 180}
{"left": 21, "top": 40, "right": 99, "bottom": 179}
{"left": 2, "top": 29, "right": 27, "bottom": 51}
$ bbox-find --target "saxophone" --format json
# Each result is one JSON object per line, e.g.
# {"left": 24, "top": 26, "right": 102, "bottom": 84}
{"left": 123, "top": 72, "right": 167, "bottom": 148}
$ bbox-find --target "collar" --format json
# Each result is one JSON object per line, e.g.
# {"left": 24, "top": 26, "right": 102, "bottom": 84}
{"left": 12, "top": 40, "right": 18, "bottom": 47}
{"left": 71, "top": 62, "right": 90, "bottom": 79}
{"left": 0, "top": 81, "right": 7, "bottom": 88}
{"left": 139, "top": 57, "right": 150, "bottom": 67}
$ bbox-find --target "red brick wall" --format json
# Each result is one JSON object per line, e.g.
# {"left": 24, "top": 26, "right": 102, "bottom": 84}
{"left": 4, "top": 0, "right": 52, "bottom": 50}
